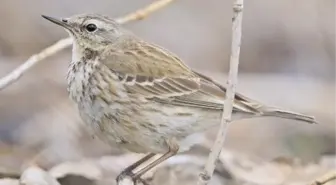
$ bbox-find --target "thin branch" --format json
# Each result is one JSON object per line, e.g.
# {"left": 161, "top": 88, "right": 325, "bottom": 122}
{"left": 0, "top": 0, "right": 176, "bottom": 91}
{"left": 115, "top": 0, "right": 174, "bottom": 24}
{"left": 310, "top": 171, "right": 336, "bottom": 185}
{"left": 0, "top": 38, "right": 72, "bottom": 91}
{"left": 198, "top": 0, "right": 244, "bottom": 185}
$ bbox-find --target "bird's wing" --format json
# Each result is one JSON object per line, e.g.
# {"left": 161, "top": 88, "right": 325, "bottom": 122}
{"left": 102, "top": 39, "right": 261, "bottom": 114}
{"left": 190, "top": 71, "right": 262, "bottom": 113}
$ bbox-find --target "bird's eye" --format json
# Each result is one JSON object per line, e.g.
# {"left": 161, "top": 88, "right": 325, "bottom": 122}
{"left": 85, "top": 24, "right": 97, "bottom": 32}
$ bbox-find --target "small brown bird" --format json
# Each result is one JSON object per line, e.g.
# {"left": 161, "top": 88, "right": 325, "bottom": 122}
{"left": 42, "top": 14, "right": 317, "bottom": 183}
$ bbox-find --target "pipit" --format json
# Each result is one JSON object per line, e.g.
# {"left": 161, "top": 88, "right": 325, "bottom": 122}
{"left": 42, "top": 14, "right": 317, "bottom": 183}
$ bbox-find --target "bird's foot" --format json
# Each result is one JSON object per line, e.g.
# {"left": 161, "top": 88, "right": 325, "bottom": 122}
{"left": 116, "top": 171, "right": 149, "bottom": 185}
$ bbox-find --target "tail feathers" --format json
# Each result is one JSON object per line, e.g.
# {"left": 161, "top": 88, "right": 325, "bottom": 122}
{"left": 260, "top": 107, "right": 318, "bottom": 124}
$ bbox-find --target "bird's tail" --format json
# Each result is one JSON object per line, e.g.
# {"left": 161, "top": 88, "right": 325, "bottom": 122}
{"left": 260, "top": 106, "right": 318, "bottom": 124}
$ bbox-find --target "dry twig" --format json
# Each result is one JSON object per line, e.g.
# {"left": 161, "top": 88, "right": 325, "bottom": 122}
{"left": 0, "top": 38, "right": 72, "bottom": 91}
{"left": 0, "top": 0, "right": 175, "bottom": 91}
{"left": 198, "top": 0, "right": 244, "bottom": 184}
{"left": 310, "top": 171, "right": 336, "bottom": 185}
{"left": 115, "top": 0, "right": 174, "bottom": 24}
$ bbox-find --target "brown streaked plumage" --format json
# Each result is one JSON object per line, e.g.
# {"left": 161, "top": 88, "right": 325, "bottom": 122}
{"left": 42, "top": 14, "right": 317, "bottom": 183}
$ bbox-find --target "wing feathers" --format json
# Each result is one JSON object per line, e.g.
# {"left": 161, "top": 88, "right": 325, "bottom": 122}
{"left": 101, "top": 39, "right": 262, "bottom": 115}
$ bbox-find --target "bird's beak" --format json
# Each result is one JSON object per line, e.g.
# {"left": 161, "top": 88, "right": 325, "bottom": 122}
{"left": 42, "top": 15, "right": 70, "bottom": 29}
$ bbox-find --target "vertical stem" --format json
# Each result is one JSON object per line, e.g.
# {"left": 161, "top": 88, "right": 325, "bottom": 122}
{"left": 198, "top": 0, "right": 244, "bottom": 184}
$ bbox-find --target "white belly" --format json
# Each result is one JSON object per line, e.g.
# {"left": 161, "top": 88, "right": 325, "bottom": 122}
{"left": 79, "top": 98, "right": 222, "bottom": 154}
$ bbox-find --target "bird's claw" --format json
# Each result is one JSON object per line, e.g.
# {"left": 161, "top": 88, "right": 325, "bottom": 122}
{"left": 116, "top": 171, "right": 149, "bottom": 185}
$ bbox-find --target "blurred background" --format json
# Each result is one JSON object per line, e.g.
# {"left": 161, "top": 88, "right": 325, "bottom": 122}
{"left": 0, "top": 0, "right": 334, "bottom": 184}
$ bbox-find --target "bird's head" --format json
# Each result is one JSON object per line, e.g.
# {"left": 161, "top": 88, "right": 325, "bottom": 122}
{"left": 42, "top": 14, "right": 127, "bottom": 49}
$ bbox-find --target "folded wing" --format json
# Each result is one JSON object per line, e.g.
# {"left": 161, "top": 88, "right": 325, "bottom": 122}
{"left": 101, "top": 38, "right": 262, "bottom": 115}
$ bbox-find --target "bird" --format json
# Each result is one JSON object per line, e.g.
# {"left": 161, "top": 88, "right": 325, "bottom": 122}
{"left": 42, "top": 14, "right": 317, "bottom": 183}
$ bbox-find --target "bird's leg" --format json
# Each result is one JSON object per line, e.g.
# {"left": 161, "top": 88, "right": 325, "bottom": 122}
{"left": 117, "top": 153, "right": 156, "bottom": 180}
{"left": 133, "top": 139, "right": 179, "bottom": 180}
